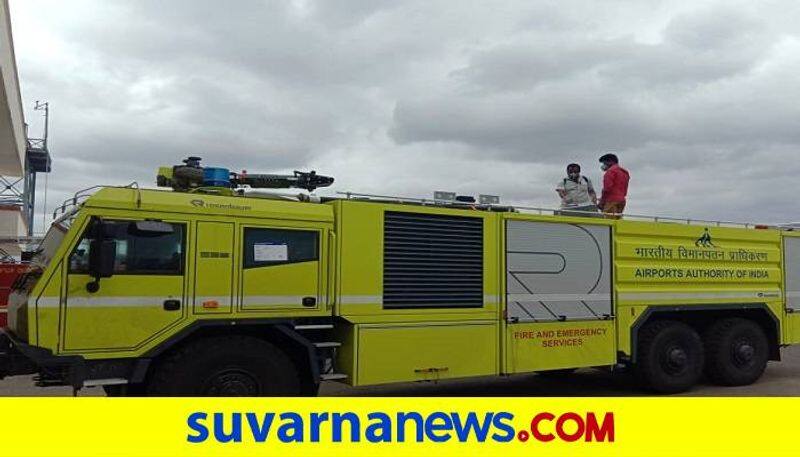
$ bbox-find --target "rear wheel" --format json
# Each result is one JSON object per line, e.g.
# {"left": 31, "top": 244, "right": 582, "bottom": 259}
{"left": 703, "top": 318, "right": 768, "bottom": 386}
{"left": 635, "top": 320, "right": 704, "bottom": 394}
{"left": 146, "top": 335, "right": 302, "bottom": 396}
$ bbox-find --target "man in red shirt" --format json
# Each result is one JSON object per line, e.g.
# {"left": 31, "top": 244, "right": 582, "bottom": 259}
{"left": 598, "top": 153, "right": 630, "bottom": 218}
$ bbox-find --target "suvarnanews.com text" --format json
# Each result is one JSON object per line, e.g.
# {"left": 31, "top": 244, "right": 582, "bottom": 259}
{"left": 187, "top": 410, "right": 615, "bottom": 444}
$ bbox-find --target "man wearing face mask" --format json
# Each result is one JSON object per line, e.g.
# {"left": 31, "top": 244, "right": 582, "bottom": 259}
{"left": 598, "top": 153, "right": 630, "bottom": 218}
{"left": 556, "top": 163, "right": 598, "bottom": 216}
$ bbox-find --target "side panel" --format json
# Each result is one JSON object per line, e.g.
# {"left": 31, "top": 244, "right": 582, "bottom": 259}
{"left": 506, "top": 220, "right": 612, "bottom": 321}
{"left": 239, "top": 223, "right": 326, "bottom": 313}
{"left": 61, "top": 218, "right": 190, "bottom": 354}
{"left": 786, "top": 314, "right": 800, "bottom": 344}
{"left": 32, "top": 261, "right": 62, "bottom": 348}
{"left": 63, "top": 275, "right": 187, "bottom": 353}
{"left": 333, "top": 201, "right": 501, "bottom": 385}
{"left": 506, "top": 321, "right": 616, "bottom": 373}
{"left": 615, "top": 221, "right": 784, "bottom": 355}
{"left": 503, "top": 217, "right": 616, "bottom": 373}
{"left": 784, "top": 236, "right": 800, "bottom": 311}
{"left": 355, "top": 322, "right": 498, "bottom": 386}
{"left": 783, "top": 235, "right": 800, "bottom": 343}
{"left": 334, "top": 200, "right": 500, "bottom": 323}
{"left": 193, "top": 221, "right": 235, "bottom": 315}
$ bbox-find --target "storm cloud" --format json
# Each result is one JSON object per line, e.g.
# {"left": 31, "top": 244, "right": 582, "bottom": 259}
{"left": 9, "top": 0, "right": 800, "bottom": 231}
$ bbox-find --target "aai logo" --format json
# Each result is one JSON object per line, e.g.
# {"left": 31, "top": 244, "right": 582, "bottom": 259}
{"left": 695, "top": 228, "right": 717, "bottom": 248}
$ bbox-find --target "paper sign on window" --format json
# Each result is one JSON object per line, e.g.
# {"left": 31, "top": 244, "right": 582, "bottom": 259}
{"left": 253, "top": 243, "right": 288, "bottom": 262}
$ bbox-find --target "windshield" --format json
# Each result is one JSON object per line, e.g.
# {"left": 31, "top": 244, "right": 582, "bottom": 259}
{"left": 31, "top": 218, "right": 71, "bottom": 270}
{"left": 11, "top": 218, "right": 72, "bottom": 296}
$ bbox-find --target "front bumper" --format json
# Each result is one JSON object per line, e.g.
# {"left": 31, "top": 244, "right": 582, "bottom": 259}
{"left": 0, "top": 329, "right": 150, "bottom": 389}
{"left": 0, "top": 329, "right": 39, "bottom": 379}
{"left": 0, "top": 329, "right": 87, "bottom": 387}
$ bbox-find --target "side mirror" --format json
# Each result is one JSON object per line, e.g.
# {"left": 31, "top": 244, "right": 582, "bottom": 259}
{"left": 87, "top": 239, "right": 116, "bottom": 293}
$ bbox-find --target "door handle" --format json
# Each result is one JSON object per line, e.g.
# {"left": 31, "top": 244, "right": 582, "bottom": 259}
{"left": 302, "top": 296, "right": 317, "bottom": 307}
{"left": 163, "top": 299, "right": 181, "bottom": 311}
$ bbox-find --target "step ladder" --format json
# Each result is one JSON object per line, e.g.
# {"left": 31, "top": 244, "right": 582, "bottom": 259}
{"left": 292, "top": 322, "right": 348, "bottom": 383}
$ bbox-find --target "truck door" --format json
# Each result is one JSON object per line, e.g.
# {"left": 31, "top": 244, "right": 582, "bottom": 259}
{"left": 62, "top": 218, "right": 188, "bottom": 354}
{"left": 504, "top": 219, "right": 616, "bottom": 373}
{"left": 239, "top": 223, "right": 325, "bottom": 312}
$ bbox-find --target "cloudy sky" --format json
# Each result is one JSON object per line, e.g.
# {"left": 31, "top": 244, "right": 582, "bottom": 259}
{"left": 9, "top": 0, "right": 800, "bottom": 232}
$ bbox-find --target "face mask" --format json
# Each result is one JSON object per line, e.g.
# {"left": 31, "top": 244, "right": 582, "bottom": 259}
{"left": 568, "top": 172, "right": 580, "bottom": 180}
{"left": 601, "top": 163, "right": 610, "bottom": 171}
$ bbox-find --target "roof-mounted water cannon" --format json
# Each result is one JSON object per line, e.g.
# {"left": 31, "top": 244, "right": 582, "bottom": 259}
{"left": 235, "top": 170, "right": 334, "bottom": 192}
{"left": 157, "top": 157, "right": 334, "bottom": 194}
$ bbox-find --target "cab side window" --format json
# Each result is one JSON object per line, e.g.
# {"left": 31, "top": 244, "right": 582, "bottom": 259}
{"left": 69, "top": 220, "right": 185, "bottom": 275}
{"left": 243, "top": 228, "right": 318, "bottom": 268}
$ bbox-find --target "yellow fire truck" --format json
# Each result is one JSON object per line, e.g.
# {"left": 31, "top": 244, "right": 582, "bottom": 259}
{"left": 1, "top": 157, "right": 799, "bottom": 395}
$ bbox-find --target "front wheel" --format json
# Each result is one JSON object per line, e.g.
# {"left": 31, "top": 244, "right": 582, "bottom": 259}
{"left": 635, "top": 320, "right": 704, "bottom": 394}
{"left": 703, "top": 318, "right": 768, "bottom": 386}
{"left": 146, "top": 335, "right": 302, "bottom": 396}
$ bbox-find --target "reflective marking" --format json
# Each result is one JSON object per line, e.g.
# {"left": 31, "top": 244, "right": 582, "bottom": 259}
{"left": 37, "top": 296, "right": 175, "bottom": 309}
{"left": 619, "top": 291, "right": 781, "bottom": 301}
{"left": 195, "top": 296, "right": 231, "bottom": 305}
{"left": 37, "top": 296, "right": 325, "bottom": 308}
{"left": 507, "top": 293, "right": 611, "bottom": 302}
{"left": 340, "top": 295, "right": 498, "bottom": 305}
{"left": 38, "top": 297, "right": 60, "bottom": 308}
{"left": 68, "top": 297, "right": 175, "bottom": 308}
{"left": 35, "top": 293, "right": 500, "bottom": 309}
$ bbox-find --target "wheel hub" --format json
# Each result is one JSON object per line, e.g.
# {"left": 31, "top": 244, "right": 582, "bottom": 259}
{"left": 733, "top": 341, "right": 756, "bottom": 365}
{"left": 205, "top": 370, "right": 259, "bottom": 396}
{"left": 668, "top": 347, "right": 688, "bottom": 367}
{"left": 661, "top": 345, "right": 689, "bottom": 374}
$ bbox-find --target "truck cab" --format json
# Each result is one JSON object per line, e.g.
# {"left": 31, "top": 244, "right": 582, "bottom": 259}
{"left": 1, "top": 185, "right": 336, "bottom": 395}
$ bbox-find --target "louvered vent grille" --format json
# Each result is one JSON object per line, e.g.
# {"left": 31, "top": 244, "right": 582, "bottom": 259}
{"left": 383, "top": 211, "right": 483, "bottom": 308}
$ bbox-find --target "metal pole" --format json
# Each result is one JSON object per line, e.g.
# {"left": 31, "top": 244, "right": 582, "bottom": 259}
{"left": 35, "top": 101, "right": 49, "bottom": 151}
{"left": 26, "top": 170, "right": 36, "bottom": 236}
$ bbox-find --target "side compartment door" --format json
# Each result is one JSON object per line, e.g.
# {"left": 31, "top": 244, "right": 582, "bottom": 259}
{"left": 504, "top": 219, "right": 616, "bottom": 373}
{"left": 783, "top": 236, "right": 800, "bottom": 343}
{"left": 784, "top": 236, "right": 800, "bottom": 313}
{"left": 239, "top": 223, "right": 326, "bottom": 312}
{"left": 507, "top": 220, "right": 612, "bottom": 320}
{"left": 62, "top": 218, "right": 188, "bottom": 354}
{"left": 193, "top": 221, "right": 235, "bottom": 315}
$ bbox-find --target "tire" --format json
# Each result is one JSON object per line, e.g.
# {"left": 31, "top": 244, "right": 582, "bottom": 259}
{"left": 703, "top": 318, "right": 769, "bottom": 386}
{"left": 146, "top": 335, "right": 302, "bottom": 396}
{"left": 635, "top": 320, "right": 704, "bottom": 394}
{"left": 537, "top": 368, "right": 578, "bottom": 378}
